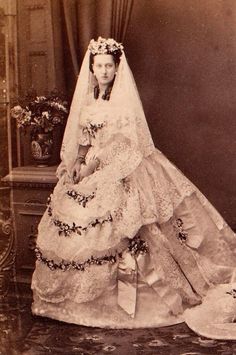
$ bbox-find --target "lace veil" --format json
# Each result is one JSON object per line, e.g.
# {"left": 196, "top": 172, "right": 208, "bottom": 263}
{"left": 59, "top": 45, "right": 155, "bottom": 176}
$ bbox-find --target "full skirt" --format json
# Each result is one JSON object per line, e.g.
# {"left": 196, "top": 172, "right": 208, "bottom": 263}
{"left": 31, "top": 149, "right": 236, "bottom": 339}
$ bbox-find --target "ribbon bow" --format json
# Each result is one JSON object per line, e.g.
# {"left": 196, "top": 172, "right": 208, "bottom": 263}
{"left": 117, "top": 245, "right": 183, "bottom": 318}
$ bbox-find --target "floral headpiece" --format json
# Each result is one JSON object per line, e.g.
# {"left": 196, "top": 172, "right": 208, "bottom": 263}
{"left": 88, "top": 36, "right": 124, "bottom": 55}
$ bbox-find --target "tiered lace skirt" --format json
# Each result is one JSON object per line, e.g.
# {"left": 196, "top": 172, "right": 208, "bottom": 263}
{"left": 31, "top": 149, "right": 236, "bottom": 336}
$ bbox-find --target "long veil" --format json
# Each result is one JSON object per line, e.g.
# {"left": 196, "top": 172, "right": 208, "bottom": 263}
{"left": 58, "top": 47, "right": 155, "bottom": 176}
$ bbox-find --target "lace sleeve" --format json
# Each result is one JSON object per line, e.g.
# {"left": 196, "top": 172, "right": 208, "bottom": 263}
{"left": 97, "top": 132, "right": 142, "bottom": 181}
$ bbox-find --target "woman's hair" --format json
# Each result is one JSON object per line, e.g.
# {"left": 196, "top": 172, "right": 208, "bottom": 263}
{"left": 93, "top": 78, "right": 115, "bottom": 101}
{"left": 89, "top": 50, "right": 122, "bottom": 73}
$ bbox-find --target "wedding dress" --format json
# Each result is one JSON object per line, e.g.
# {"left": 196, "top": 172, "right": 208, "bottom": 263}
{"left": 31, "top": 41, "right": 236, "bottom": 339}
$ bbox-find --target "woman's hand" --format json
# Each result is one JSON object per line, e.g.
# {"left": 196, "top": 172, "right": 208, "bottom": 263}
{"left": 79, "top": 159, "right": 99, "bottom": 182}
{"left": 72, "top": 161, "right": 82, "bottom": 184}
{"left": 56, "top": 161, "right": 67, "bottom": 180}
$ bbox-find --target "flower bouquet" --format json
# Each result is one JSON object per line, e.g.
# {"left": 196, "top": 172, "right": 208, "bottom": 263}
{"left": 11, "top": 90, "right": 68, "bottom": 165}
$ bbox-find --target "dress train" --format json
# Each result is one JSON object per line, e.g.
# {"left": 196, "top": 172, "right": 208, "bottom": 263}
{"left": 32, "top": 148, "right": 236, "bottom": 338}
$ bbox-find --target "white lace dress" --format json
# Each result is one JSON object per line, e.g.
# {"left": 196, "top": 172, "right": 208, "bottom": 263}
{"left": 32, "top": 99, "right": 236, "bottom": 338}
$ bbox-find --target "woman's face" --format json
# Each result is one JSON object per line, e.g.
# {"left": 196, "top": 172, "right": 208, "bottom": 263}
{"left": 92, "top": 54, "right": 117, "bottom": 87}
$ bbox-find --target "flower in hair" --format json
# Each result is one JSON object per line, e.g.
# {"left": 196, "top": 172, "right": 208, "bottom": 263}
{"left": 88, "top": 36, "right": 124, "bottom": 55}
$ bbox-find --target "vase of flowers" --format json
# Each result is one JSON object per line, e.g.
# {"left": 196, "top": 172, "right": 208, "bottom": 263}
{"left": 11, "top": 90, "right": 68, "bottom": 166}
{"left": 30, "top": 131, "right": 53, "bottom": 165}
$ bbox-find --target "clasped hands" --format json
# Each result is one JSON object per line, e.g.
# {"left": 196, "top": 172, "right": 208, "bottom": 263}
{"left": 72, "top": 159, "right": 99, "bottom": 184}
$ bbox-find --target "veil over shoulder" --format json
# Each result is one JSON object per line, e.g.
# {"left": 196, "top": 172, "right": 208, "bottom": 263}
{"left": 58, "top": 48, "right": 155, "bottom": 177}
{"left": 32, "top": 38, "right": 236, "bottom": 340}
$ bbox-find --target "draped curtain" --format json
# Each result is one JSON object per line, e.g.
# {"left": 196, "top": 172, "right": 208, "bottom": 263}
{"left": 111, "top": 0, "right": 133, "bottom": 42}
{"left": 61, "top": 0, "right": 133, "bottom": 94}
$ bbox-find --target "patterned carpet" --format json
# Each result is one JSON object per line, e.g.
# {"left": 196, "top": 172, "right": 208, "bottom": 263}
{"left": 1, "top": 293, "right": 236, "bottom": 355}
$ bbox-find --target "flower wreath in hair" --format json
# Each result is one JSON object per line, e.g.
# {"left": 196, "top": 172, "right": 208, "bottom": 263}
{"left": 88, "top": 37, "right": 124, "bottom": 100}
{"left": 88, "top": 36, "right": 124, "bottom": 55}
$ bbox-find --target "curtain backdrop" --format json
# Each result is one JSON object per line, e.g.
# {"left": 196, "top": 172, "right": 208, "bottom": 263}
{"left": 111, "top": 0, "right": 133, "bottom": 42}
{"left": 61, "top": 0, "right": 133, "bottom": 94}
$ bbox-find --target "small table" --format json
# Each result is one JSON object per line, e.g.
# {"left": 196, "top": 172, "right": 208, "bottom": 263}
{"left": 2, "top": 166, "right": 57, "bottom": 285}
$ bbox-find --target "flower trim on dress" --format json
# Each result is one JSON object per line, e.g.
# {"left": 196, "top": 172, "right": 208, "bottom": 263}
{"left": 83, "top": 122, "right": 104, "bottom": 138}
{"left": 35, "top": 246, "right": 120, "bottom": 271}
{"left": 47, "top": 195, "right": 112, "bottom": 236}
{"left": 47, "top": 196, "right": 52, "bottom": 216}
{"left": 52, "top": 214, "right": 113, "bottom": 237}
{"left": 34, "top": 236, "right": 148, "bottom": 271}
{"left": 226, "top": 289, "right": 236, "bottom": 298}
{"left": 66, "top": 189, "right": 95, "bottom": 207}
{"left": 48, "top": 205, "right": 52, "bottom": 217}
{"left": 174, "top": 218, "right": 188, "bottom": 244}
{"left": 121, "top": 177, "right": 131, "bottom": 193}
{"left": 128, "top": 235, "right": 149, "bottom": 256}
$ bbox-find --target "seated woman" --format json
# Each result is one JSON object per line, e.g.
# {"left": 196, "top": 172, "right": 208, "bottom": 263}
{"left": 31, "top": 37, "right": 236, "bottom": 339}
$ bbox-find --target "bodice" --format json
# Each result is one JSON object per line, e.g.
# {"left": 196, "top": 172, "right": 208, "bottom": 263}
{"left": 79, "top": 101, "right": 137, "bottom": 150}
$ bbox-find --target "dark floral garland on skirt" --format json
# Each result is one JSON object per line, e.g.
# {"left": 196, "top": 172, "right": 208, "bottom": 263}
{"left": 35, "top": 246, "right": 120, "bottom": 271}
{"left": 47, "top": 195, "right": 113, "bottom": 237}
{"left": 66, "top": 189, "right": 95, "bottom": 207}
{"left": 35, "top": 235, "right": 149, "bottom": 272}
{"left": 51, "top": 214, "right": 113, "bottom": 237}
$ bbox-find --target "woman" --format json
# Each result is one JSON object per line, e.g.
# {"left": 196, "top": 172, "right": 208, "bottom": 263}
{"left": 32, "top": 37, "right": 236, "bottom": 339}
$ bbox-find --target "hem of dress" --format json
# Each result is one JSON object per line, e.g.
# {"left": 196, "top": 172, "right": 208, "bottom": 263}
{"left": 31, "top": 305, "right": 184, "bottom": 329}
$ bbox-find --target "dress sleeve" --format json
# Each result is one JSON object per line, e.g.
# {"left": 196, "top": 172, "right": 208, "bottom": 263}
{"left": 56, "top": 122, "right": 90, "bottom": 180}
{"left": 78, "top": 123, "right": 91, "bottom": 146}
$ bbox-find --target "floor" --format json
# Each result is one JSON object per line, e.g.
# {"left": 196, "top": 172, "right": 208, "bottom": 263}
{"left": 1, "top": 286, "right": 236, "bottom": 355}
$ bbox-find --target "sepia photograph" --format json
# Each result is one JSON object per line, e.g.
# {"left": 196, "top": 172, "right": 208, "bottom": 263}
{"left": 0, "top": 0, "right": 236, "bottom": 354}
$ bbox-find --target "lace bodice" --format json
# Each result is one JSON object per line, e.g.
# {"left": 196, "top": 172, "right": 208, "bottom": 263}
{"left": 79, "top": 102, "right": 137, "bottom": 144}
